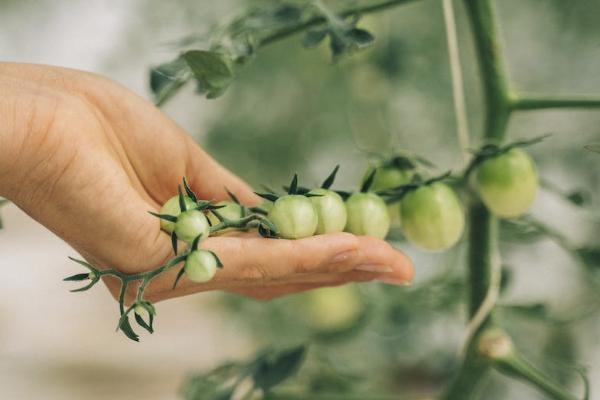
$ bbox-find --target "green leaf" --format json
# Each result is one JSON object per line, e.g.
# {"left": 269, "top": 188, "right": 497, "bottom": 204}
{"left": 361, "top": 168, "right": 376, "bottom": 192}
{"left": 182, "top": 177, "right": 198, "bottom": 203}
{"left": 191, "top": 234, "right": 203, "bottom": 251}
{"left": 171, "top": 231, "right": 178, "bottom": 255}
{"left": 208, "top": 250, "right": 224, "bottom": 268}
{"left": 273, "top": 4, "right": 302, "bottom": 23}
{"left": 288, "top": 174, "right": 299, "bottom": 195}
{"left": 347, "top": 28, "right": 375, "bottom": 47}
{"left": 575, "top": 247, "right": 600, "bottom": 269}
{"left": 565, "top": 190, "right": 590, "bottom": 206}
{"left": 225, "top": 188, "right": 240, "bottom": 204}
{"left": 148, "top": 212, "right": 177, "bottom": 223}
{"left": 119, "top": 316, "right": 140, "bottom": 342}
{"left": 134, "top": 311, "right": 154, "bottom": 334}
{"left": 182, "top": 50, "right": 234, "bottom": 99}
{"left": 321, "top": 165, "right": 340, "bottom": 189}
{"left": 63, "top": 273, "right": 91, "bottom": 282}
{"left": 255, "top": 192, "right": 279, "bottom": 202}
{"left": 172, "top": 266, "right": 187, "bottom": 290}
{"left": 149, "top": 57, "right": 190, "bottom": 106}
{"left": 584, "top": 143, "right": 600, "bottom": 154}
{"left": 303, "top": 29, "right": 328, "bottom": 48}
{"left": 253, "top": 345, "right": 307, "bottom": 392}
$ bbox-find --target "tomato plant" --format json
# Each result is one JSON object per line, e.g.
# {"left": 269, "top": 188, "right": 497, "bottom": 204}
{"left": 184, "top": 250, "right": 219, "bottom": 283}
{"left": 159, "top": 195, "right": 197, "bottom": 232}
{"left": 57, "top": 1, "right": 600, "bottom": 398}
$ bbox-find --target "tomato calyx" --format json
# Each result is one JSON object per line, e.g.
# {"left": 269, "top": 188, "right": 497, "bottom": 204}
{"left": 464, "top": 134, "right": 549, "bottom": 178}
{"left": 380, "top": 171, "right": 453, "bottom": 203}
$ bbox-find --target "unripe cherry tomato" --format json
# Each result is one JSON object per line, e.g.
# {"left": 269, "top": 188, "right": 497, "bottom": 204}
{"left": 267, "top": 195, "right": 318, "bottom": 239}
{"left": 474, "top": 148, "right": 538, "bottom": 218}
{"left": 364, "top": 164, "right": 415, "bottom": 224}
{"left": 184, "top": 250, "right": 218, "bottom": 283}
{"left": 206, "top": 201, "right": 244, "bottom": 227}
{"left": 174, "top": 210, "right": 210, "bottom": 243}
{"left": 159, "top": 195, "right": 197, "bottom": 232}
{"left": 308, "top": 188, "right": 347, "bottom": 234}
{"left": 345, "top": 192, "right": 390, "bottom": 239}
{"left": 400, "top": 182, "right": 465, "bottom": 251}
{"left": 303, "top": 285, "right": 364, "bottom": 333}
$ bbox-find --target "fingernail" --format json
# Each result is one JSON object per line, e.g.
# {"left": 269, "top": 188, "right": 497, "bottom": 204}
{"left": 330, "top": 250, "right": 357, "bottom": 264}
{"left": 355, "top": 264, "right": 392, "bottom": 273}
{"left": 377, "top": 276, "right": 412, "bottom": 286}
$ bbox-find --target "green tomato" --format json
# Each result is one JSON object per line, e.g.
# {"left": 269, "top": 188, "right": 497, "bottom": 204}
{"left": 304, "top": 285, "right": 364, "bottom": 333}
{"left": 174, "top": 210, "right": 210, "bottom": 243}
{"left": 207, "top": 201, "right": 244, "bottom": 227}
{"left": 308, "top": 188, "right": 347, "bottom": 234}
{"left": 184, "top": 250, "right": 218, "bottom": 283}
{"left": 267, "top": 195, "right": 318, "bottom": 239}
{"left": 401, "top": 182, "right": 465, "bottom": 251}
{"left": 364, "top": 165, "right": 415, "bottom": 224}
{"left": 474, "top": 148, "right": 538, "bottom": 218}
{"left": 345, "top": 192, "right": 390, "bottom": 239}
{"left": 159, "top": 195, "right": 197, "bottom": 232}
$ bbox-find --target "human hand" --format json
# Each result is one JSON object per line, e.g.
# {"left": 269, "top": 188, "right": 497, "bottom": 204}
{"left": 0, "top": 63, "right": 413, "bottom": 303}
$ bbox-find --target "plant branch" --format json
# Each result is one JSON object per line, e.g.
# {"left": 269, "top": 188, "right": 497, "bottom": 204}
{"left": 492, "top": 352, "right": 579, "bottom": 400}
{"left": 512, "top": 96, "right": 600, "bottom": 111}
{"left": 259, "top": 0, "right": 421, "bottom": 47}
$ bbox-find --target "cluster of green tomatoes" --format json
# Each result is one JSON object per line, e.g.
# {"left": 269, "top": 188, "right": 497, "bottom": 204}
{"left": 152, "top": 144, "right": 538, "bottom": 285}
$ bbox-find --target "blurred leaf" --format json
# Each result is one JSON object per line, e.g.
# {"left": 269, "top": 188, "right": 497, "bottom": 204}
{"left": 584, "top": 143, "right": 600, "bottom": 154}
{"left": 150, "top": 57, "right": 190, "bottom": 106}
{"left": 565, "top": 190, "right": 590, "bottom": 206}
{"left": 182, "top": 50, "right": 234, "bottom": 99}
{"left": 253, "top": 345, "right": 307, "bottom": 392}
{"left": 303, "top": 29, "right": 328, "bottom": 47}
{"left": 273, "top": 4, "right": 302, "bottom": 23}
{"left": 501, "top": 303, "right": 549, "bottom": 320}
{"left": 575, "top": 247, "right": 600, "bottom": 269}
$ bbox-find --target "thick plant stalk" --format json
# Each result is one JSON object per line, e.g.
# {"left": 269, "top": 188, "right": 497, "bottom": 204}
{"left": 442, "top": 0, "right": 510, "bottom": 398}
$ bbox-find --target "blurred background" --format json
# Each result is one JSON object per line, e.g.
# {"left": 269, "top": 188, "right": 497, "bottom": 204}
{"left": 0, "top": 0, "right": 599, "bottom": 399}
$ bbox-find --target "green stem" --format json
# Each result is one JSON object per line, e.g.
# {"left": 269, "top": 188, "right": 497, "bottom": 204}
{"left": 513, "top": 96, "right": 600, "bottom": 110}
{"left": 463, "top": 0, "right": 512, "bottom": 142}
{"left": 443, "top": 0, "right": 511, "bottom": 397}
{"left": 259, "top": 0, "right": 421, "bottom": 47}
{"left": 493, "top": 353, "right": 579, "bottom": 400}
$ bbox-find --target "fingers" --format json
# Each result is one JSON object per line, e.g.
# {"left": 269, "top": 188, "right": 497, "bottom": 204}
{"left": 138, "top": 232, "right": 413, "bottom": 302}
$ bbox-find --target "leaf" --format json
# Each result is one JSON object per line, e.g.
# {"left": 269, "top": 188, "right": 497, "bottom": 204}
{"left": 149, "top": 57, "right": 190, "bottom": 106}
{"left": 148, "top": 212, "right": 177, "bottom": 223}
{"left": 134, "top": 311, "right": 154, "bottom": 334}
{"left": 253, "top": 345, "right": 307, "bottom": 392}
{"left": 119, "top": 316, "right": 140, "bottom": 342}
{"left": 171, "top": 231, "right": 178, "bottom": 255}
{"left": 182, "top": 50, "right": 234, "bottom": 99}
{"left": 182, "top": 177, "right": 198, "bottom": 203}
{"left": 321, "top": 165, "right": 340, "bottom": 189}
{"left": 346, "top": 28, "right": 375, "bottom": 47}
{"left": 575, "top": 247, "right": 600, "bottom": 269}
{"left": 63, "top": 273, "right": 91, "bottom": 282}
{"left": 178, "top": 186, "right": 187, "bottom": 212}
{"left": 273, "top": 4, "right": 302, "bottom": 22}
{"left": 584, "top": 143, "right": 600, "bottom": 154}
{"left": 191, "top": 234, "right": 203, "bottom": 251}
{"left": 288, "top": 174, "right": 298, "bottom": 195}
{"left": 360, "top": 168, "right": 376, "bottom": 192}
{"left": 501, "top": 303, "right": 549, "bottom": 320}
{"left": 225, "top": 188, "right": 240, "bottom": 204}
{"left": 303, "top": 29, "right": 328, "bottom": 48}
{"left": 255, "top": 192, "right": 279, "bottom": 202}
{"left": 172, "top": 266, "right": 187, "bottom": 289}
{"left": 67, "top": 257, "right": 98, "bottom": 272}
{"left": 565, "top": 190, "right": 590, "bottom": 206}
{"left": 208, "top": 250, "right": 224, "bottom": 268}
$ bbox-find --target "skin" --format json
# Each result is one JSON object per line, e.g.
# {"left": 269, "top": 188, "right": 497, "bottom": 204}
{"left": 0, "top": 62, "right": 413, "bottom": 304}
